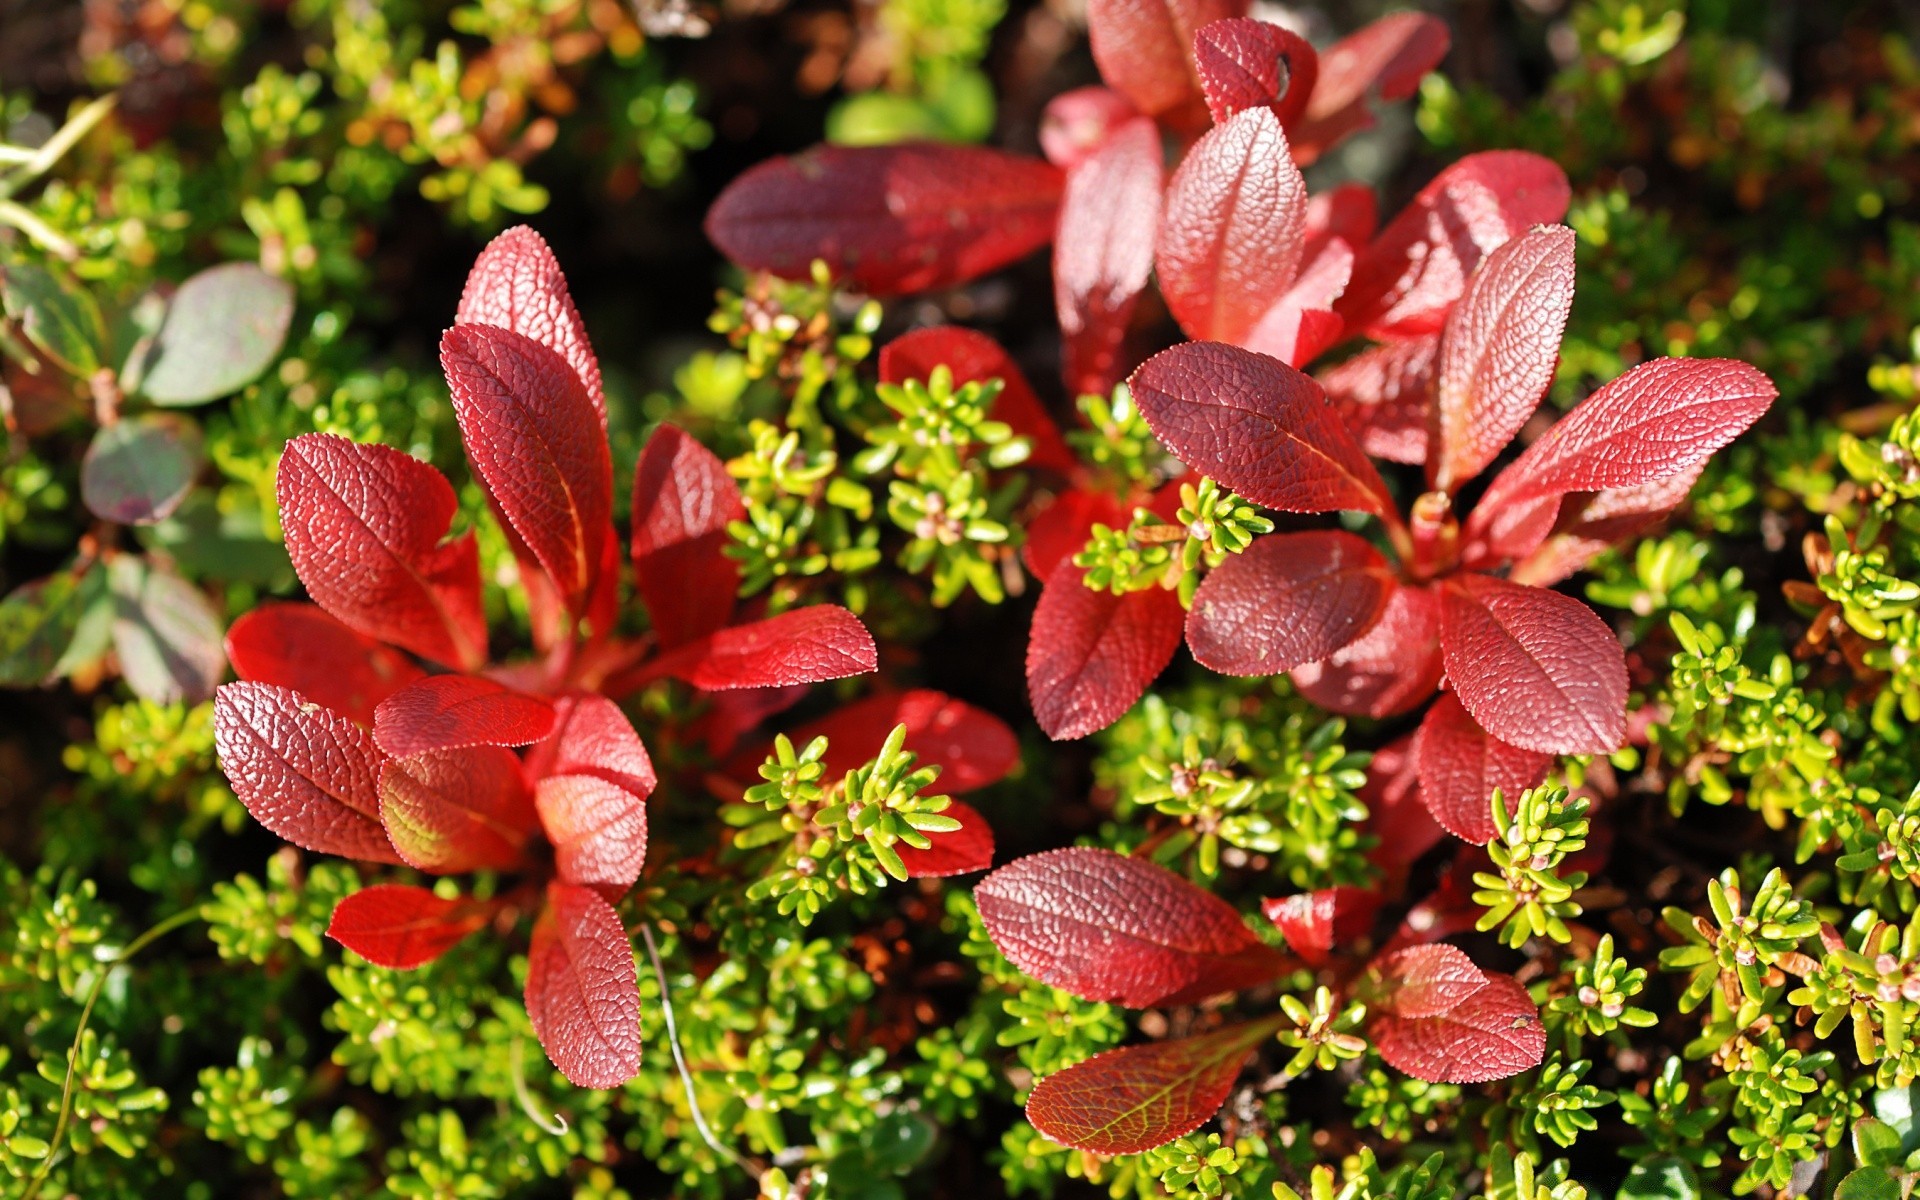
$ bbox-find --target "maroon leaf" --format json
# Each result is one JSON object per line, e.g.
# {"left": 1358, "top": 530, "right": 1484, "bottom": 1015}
{"left": 1023, "top": 488, "right": 1130, "bottom": 579}
{"left": 1055, "top": 117, "right": 1164, "bottom": 398}
{"left": 1157, "top": 108, "right": 1306, "bottom": 346}
{"left": 525, "top": 882, "right": 642, "bottom": 1089}
{"left": 1040, "top": 86, "right": 1142, "bottom": 171}
{"left": 654, "top": 605, "right": 878, "bottom": 691}
{"left": 975, "top": 846, "right": 1289, "bottom": 1006}
{"left": 372, "top": 675, "right": 557, "bottom": 759}
{"left": 1027, "top": 562, "right": 1185, "bottom": 740}
{"left": 1507, "top": 466, "right": 1703, "bottom": 587}
{"left": 1130, "top": 342, "right": 1394, "bottom": 518}
{"left": 525, "top": 694, "right": 657, "bottom": 799}
{"left": 879, "top": 327, "right": 1075, "bottom": 475}
{"left": 1193, "top": 19, "right": 1318, "bottom": 127}
{"left": 537, "top": 774, "right": 649, "bottom": 898}
{"left": 213, "top": 681, "right": 401, "bottom": 864}
{"left": 1291, "top": 580, "right": 1443, "bottom": 719}
{"left": 225, "top": 602, "right": 425, "bottom": 727}
{"left": 1413, "top": 693, "right": 1553, "bottom": 844}
{"left": 1431, "top": 225, "right": 1576, "bottom": 492}
{"left": 326, "top": 885, "right": 493, "bottom": 969}
{"left": 630, "top": 423, "right": 744, "bottom": 649}
{"left": 897, "top": 799, "right": 996, "bottom": 877}
{"left": 1186, "top": 530, "right": 1393, "bottom": 675}
{"left": 379, "top": 745, "right": 538, "bottom": 874}
{"left": 276, "top": 434, "right": 487, "bottom": 671}
{"left": 1085, "top": 0, "right": 1250, "bottom": 128}
{"left": 441, "top": 323, "right": 613, "bottom": 613}
{"left": 1290, "top": 12, "right": 1451, "bottom": 164}
{"left": 1370, "top": 971, "right": 1545, "bottom": 1083}
{"left": 1319, "top": 333, "right": 1437, "bottom": 464}
{"left": 704, "top": 143, "right": 1064, "bottom": 295}
{"left": 456, "top": 225, "right": 605, "bottom": 420}
{"left": 1361, "top": 733, "right": 1446, "bottom": 875}
{"left": 1261, "top": 887, "right": 1380, "bottom": 966}
{"left": 1363, "top": 942, "right": 1488, "bottom": 1018}
{"left": 1439, "top": 573, "right": 1627, "bottom": 755}
{"left": 769, "top": 689, "right": 1019, "bottom": 793}
{"left": 1026, "top": 1015, "right": 1285, "bottom": 1154}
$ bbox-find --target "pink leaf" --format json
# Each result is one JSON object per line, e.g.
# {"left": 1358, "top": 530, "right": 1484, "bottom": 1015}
{"left": 1413, "top": 693, "right": 1553, "bottom": 844}
{"left": 1291, "top": 580, "right": 1443, "bottom": 719}
{"left": 456, "top": 226, "right": 604, "bottom": 420}
{"left": 630, "top": 424, "right": 744, "bottom": 649}
{"left": 767, "top": 689, "right": 1018, "bottom": 793}
{"left": 704, "top": 143, "right": 1064, "bottom": 295}
{"left": 1290, "top": 12, "right": 1451, "bottom": 164}
{"left": 1304, "top": 183, "right": 1378, "bottom": 256}
{"left": 379, "top": 745, "right": 537, "bottom": 874}
{"left": 1507, "top": 466, "right": 1703, "bottom": 587}
{"left": 1056, "top": 118, "right": 1164, "bottom": 398}
{"left": 213, "top": 681, "right": 400, "bottom": 864}
{"left": 1085, "top": 0, "right": 1251, "bottom": 127}
{"left": 975, "top": 847, "right": 1289, "bottom": 1006}
{"left": 1040, "top": 86, "right": 1142, "bottom": 171}
{"left": 1431, "top": 224, "right": 1577, "bottom": 491}
{"left": 1130, "top": 341, "right": 1394, "bottom": 517}
{"left": 1026, "top": 1015, "right": 1285, "bottom": 1154}
{"left": 655, "top": 605, "right": 878, "bottom": 691}
{"left": 225, "top": 602, "right": 424, "bottom": 726}
{"left": 1185, "top": 531, "right": 1393, "bottom": 675}
{"left": 1239, "top": 235, "right": 1353, "bottom": 367}
{"left": 897, "top": 799, "right": 996, "bottom": 878}
{"left": 440, "top": 324, "right": 614, "bottom": 613}
{"left": 880, "top": 327, "right": 1075, "bottom": 475}
{"left": 1027, "top": 562, "right": 1185, "bottom": 740}
{"left": 1363, "top": 942, "right": 1488, "bottom": 1018}
{"left": 525, "top": 882, "right": 642, "bottom": 1089}
{"left": 327, "top": 885, "right": 492, "bottom": 969}
{"left": 1193, "top": 18, "right": 1318, "bottom": 127}
{"left": 525, "top": 694, "right": 657, "bottom": 799}
{"left": 1318, "top": 333, "right": 1437, "bottom": 464}
{"left": 1370, "top": 971, "right": 1545, "bottom": 1083}
{"left": 276, "top": 434, "right": 487, "bottom": 672}
{"left": 372, "top": 675, "right": 557, "bottom": 759}
{"left": 1261, "top": 887, "right": 1380, "bottom": 967}
{"left": 537, "top": 774, "right": 649, "bottom": 898}
{"left": 1439, "top": 572, "right": 1627, "bottom": 754}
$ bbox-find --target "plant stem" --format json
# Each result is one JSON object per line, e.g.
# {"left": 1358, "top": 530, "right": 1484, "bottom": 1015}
{"left": 637, "top": 923, "right": 764, "bottom": 1179}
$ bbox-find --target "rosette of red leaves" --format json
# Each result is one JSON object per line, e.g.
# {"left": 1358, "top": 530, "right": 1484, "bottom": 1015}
{"left": 214, "top": 227, "right": 879, "bottom": 1088}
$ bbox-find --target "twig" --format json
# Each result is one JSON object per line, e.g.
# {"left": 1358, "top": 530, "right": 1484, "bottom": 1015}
{"left": 509, "top": 1037, "right": 571, "bottom": 1136}
{"left": 638, "top": 924, "right": 761, "bottom": 1178}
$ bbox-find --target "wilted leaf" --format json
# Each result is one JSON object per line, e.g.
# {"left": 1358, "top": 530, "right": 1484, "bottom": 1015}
{"left": 525, "top": 882, "right": 643, "bottom": 1089}
{"left": 1413, "top": 693, "right": 1553, "bottom": 844}
{"left": 1186, "top": 531, "right": 1393, "bottom": 675}
{"left": 536, "top": 774, "right": 649, "bottom": 897}
{"left": 1369, "top": 971, "right": 1545, "bottom": 1083}
{"left": 630, "top": 423, "right": 744, "bottom": 649}
{"left": 326, "top": 884, "right": 492, "bottom": 968}
{"left": 379, "top": 745, "right": 538, "bottom": 874}
{"left": 879, "top": 326, "right": 1075, "bottom": 474}
{"left": 110, "top": 555, "right": 225, "bottom": 704}
{"left": 372, "top": 675, "right": 557, "bottom": 759}
{"left": 1027, "top": 562, "right": 1185, "bottom": 740}
{"left": 80, "top": 413, "right": 205, "bottom": 525}
{"left": 1194, "top": 18, "right": 1318, "bottom": 126}
{"left": 1055, "top": 117, "right": 1163, "bottom": 397}
{"left": 1291, "top": 580, "right": 1443, "bottom": 719}
{"left": 456, "top": 225, "right": 605, "bottom": 419}
{"left": 225, "top": 602, "right": 425, "bottom": 726}
{"left": 653, "top": 605, "right": 878, "bottom": 691}
{"left": 138, "top": 263, "right": 295, "bottom": 406}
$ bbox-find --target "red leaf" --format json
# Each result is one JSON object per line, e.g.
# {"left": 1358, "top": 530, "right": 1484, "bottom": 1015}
{"left": 1026, "top": 1016, "right": 1284, "bottom": 1154}
{"left": 372, "top": 675, "right": 557, "bottom": 759}
{"left": 440, "top": 324, "right": 613, "bottom": 612}
{"left": 1361, "top": 733, "right": 1446, "bottom": 875}
{"left": 1085, "top": 0, "right": 1250, "bottom": 127}
{"left": 1261, "top": 887, "right": 1380, "bottom": 966}
{"left": 525, "top": 694, "right": 657, "bottom": 799}
{"left": 1431, "top": 225, "right": 1576, "bottom": 491}
{"left": 1508, "top": 466, "right": 1703, "bottom": 587}
{"left": 1370, "top": 971, "right": 1544, "bottom": 1083}
{"left": 1290, "top": 13, "right": 1451, "bottom": 164}
{"left": 1319, "top": 333, "right": 1437, "bottom": 464}
{"left": 1157, "top": 108, "right": 1306, "bottom": 346}
{"left": 326, "top": 885, "right": 492, "bottom": 969}
{"left": 1304, "top": 183, "right": 1378, "bottom": 256}
{"left": 879, "top": 327, "right": 1075, "bottom": 475}
{"left": 276, "top": 434, "right": 487, "bottom": 672}
{"left": 630, "top": 424, "right": 744, "bottom": 649}
{"left": 704, "top": 143, "right": 1064, "bottom": 296}
{"left": 213, "top": 681, "right": 400, "bottom": 864}
{"left": 1027, "top": 562, "right": 1185, "bottom": 740}
{"left": 456, "top": 226, "right": 604, "bottom": 421}
{"left": 1194, "top": 19, "right": 1318, "bottom": 127}
{"left": 1040, "top": 86, "right": 1142, "bottom": 171}
{"left": 1363, "top": 942, "right": 1488, "bottom": 1018}
{"left": 1238, "top": 235, "right": 1353, "bottom": 368}
{"left": 225, "top": 602, "right": 424, "bottom": 726}
{"left": 975, "top": 846, "right": 1289, "bottom": 1006}
{"left": 1186, "top": 530, "right": 1393, "bottom": 675}
{"left": 897, "top": 799, "right": 996, "bottom": 877}
{"left": 1130, "top": 341, "right": 1394, "bottom": 518}
{"left": 1023, "top": 489, "right": 1129, "bottom": 579}
{"left": 1055, "top": 118, "right": 1164, "bottom": 398}
{"left": 525, "top": 882, "right": 642, "bottom": 1089}
{"left": 770, "top": 689, "right": 1018, "bottom": 793}
{"left": 537, "top": 774, "right": 649, "bottom": 898}
{"left": 379, "top": 745, "right": 537, "bottom": 874}
{"left": 1291, "top": 580, "right": 1443, "bottom": 719}
{"left": 1439, "top": 573, "right": 1626, "bottom": 754}
{"left": 1413, "top": 693, "right": 1553, "bottom": 844}
{"left": 1338, "top": 152, "right": 1571, "bottom": 339}
{"left": 655, "top": 605, "right": 878, "bottom": 691}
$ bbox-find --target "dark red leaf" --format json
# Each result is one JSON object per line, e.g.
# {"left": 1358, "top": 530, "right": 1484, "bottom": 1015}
{"left": 326, "top": 884, "right": 492, "bottom": 969}
{"left": 1362, "top": 942, "right": 1488, "bottom": 1018}
{"left": 1027, "top": 562, "right": 1185, "bottom": 740}
{"left": 1318, "top": 333, "right": 1437, "bottom": 464}
{"left": 655, "top": 605, "right": 878, "bottom": 690}
{"left": 441, "top": 324, "right": 613, "bottom": 612}
{"left": 1507, "top": 466, "right": 1703, "bottom": 587}
{"left": 1130, "top": 341, "right": 1395, "bottom": 517}
{"left": 704, "top": 143, "right": 1065, "bottom": 295}
{"left": 1261, "top": 887, "right": 1380, "bottom": 966}
{"left": 879, "top": 327, "right": 1075, "bottom": 475}
{"left": 630, "top": 423, "right": 744, "bottom": 649}
{"left": 1413, "top": 693, "right": 1554, "bottom": 844}
{"left": 1186, "top": 530, "right": 1393, "bottom": 675}
{"left": 897, "top": 799, "right": 996, "bottom": 877}
{"left": 276, "top": 434, "right": 488, "bottom": 671}
{"left": 975, "top": 846, "right": 1289, "bottom": 1006}
{"left": 1290, "top": 13, "right": 1451, "bottom": 164}
{"left": 1023, "top": 488, "right": 1130, "bottom": 579}
{"left": 1026, "top": 1015, "right": 1285, "bottom": 1154}
{"left": 456, "top": 226, "right": 605, "bottom": 420}
{"left": 536, "top": 774, "right": 649, "bottom": 898}
{"left": 225, "top": 602, "right": 425, "bottom": 726}
{"left": 1438, "top": 573, "right": 1627, "bottom": 755}
{"left": 1194, "top": 18, "right": 1318, "bottom": 127}
{"left": 1361, "top": 733, "right": 1446, "bottom": 876}
{"left": 1085, "top": 0, "right": 1250, "bottom": 128}
{"left": 379, "top": 745, "right": 538, "bottom": 874}
{"left": 1370, "top": 971, "right": 1545, "bottom": 1083}
{"left": 769, "top": 689, "right": 1019, "bottom": 792}
{"left": 525, "top": 694, "right": 657, "bottom": 798}
{"left": 1291, "top": 580, "right": 1443, "bottom": 719}
{"left": 525, "top": 882, "right": 642, "bottom": 1089}
{"left": 1055, "top": 118, "right": 1164, "bottom": 398}
{"left": 372, "top": 675, "right": 557, "bottom": 759}
{"left": 213, "top": 681, "right": 401, "bottom": 864}
{"left": 1039, "top": 86, "right": 1141, "bottom": 171}
{"left": 1431, "top": 225, "right": 1576, "bottom": 491}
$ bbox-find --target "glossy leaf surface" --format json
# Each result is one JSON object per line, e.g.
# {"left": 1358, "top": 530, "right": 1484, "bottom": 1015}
{"left": 655, "top": 605, "right": 878, "bottom": 691}
{"left": 225, "top": 603, "right": 424, "bottom": 727}
{"left": 327, "top": 885, "right": 491, "bottom": 969}
{"left": 1193, "top": 18, "right": 1317, "bottom": 126}
{"left": 1370, "top": 972, "right": 1545, "bottom": 1083}
{"left": 372, "top": 675, "right": 557, "bottom": 759}
{"left": 536, "top": 774, "right": 649, "bottom": 897}
{"left": 456, "top": 225, "right": 605, "bottom": 418}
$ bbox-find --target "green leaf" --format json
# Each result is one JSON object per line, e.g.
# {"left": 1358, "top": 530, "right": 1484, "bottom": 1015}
{"left": 1856, "top": 1118, "right": 1906, "bottom": 1169}
{"left": 80, "top": 413, "right": 206, "bottom": 525}
{"left": 136, "top": 262, "right": 294, "bottom": 406}
{"left": 1615, "top": 1157, "right": 1701, "bottom": 1200}
{"left": 1834, "top": 1167, "right": 1902, "bottom": 1200}
{"left": 108, "top": 555, "right": 226, "bottom": 703}
{"left": 0, "top": 568, "right": 92, "bottom": 685}
{"left": 2, "top": 260, "right": 106, "bottom": 376}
